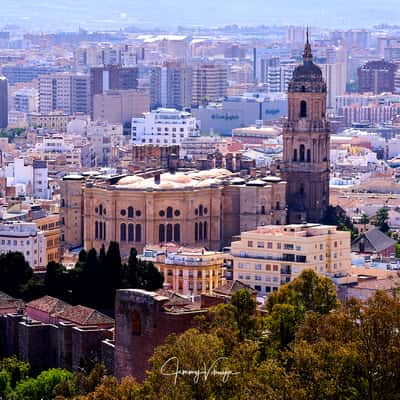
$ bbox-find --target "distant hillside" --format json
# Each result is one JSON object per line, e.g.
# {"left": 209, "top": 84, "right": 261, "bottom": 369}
{"left": 1, "top": 0, "right": 400, "bottom": 31}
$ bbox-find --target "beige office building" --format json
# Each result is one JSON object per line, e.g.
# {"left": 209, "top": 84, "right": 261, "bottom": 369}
{"left": 231, "top": 224, "right": 351, "bottom": 296}
{"left": 93, "top": 89, "right": 150, "bottom": 125}
{"left": 192, "top": 63, "right": 228, "bottom": 106}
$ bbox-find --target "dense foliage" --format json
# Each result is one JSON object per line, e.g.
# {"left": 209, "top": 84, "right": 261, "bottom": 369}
{"left": 1, "top": 242, "right": 164, "bottom": 309}
{"left": 3, "top": 266, "right": 400, "bottom": 399}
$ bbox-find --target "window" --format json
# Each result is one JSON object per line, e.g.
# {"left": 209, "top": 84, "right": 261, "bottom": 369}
{"left": 266, "top": 264, "right": 271, "bottom": 271}
{"left": 199, "top": 222, "right": 203, "bottom": 241}
{"left": 273, "top": 265, "right": 279, "bottom": 272}
{"left": 204, "top": 221, "right": 208, "bottom": 240}
{"left": 174, "top": 224, "right": 180, "bottom": 242}
{"left": 261, "top": 205, "right": 266, "bottom": 215}
{"left": 132, "top": 311, "right": 141, "bottom": 335}
{"left": 135, "top": 224, "right": 142, "bottom": 242}
{"left": 159, "top": 210, "right": 165, "bottom": 217}
{"left": 167, "top": 224, "right": 173, "bottom": 242}
{"left": 248, "top": 241, "right": 253, "bottom": 248}
{"left": 299, "top": 144, "right": 305, "bottom": 162}
{"left": 128, "top": 207, "right": 134, "bottom": 218}
{"left": 255, "top": 275, "right": 262, "bottom": 281}
{"left": 199, "top": 205, "right": 203, "bottom": 216}
{"left": 284, "top": 243, "right": 294, "bottom": 250}
{"left": 158, "top": 224, "right": 165, "bottom": 242}
{"left": 307, "top": 149, "right": 311, "bottom": 162}
{"left": 254, "top": 285, "right": 261, "bottom": 292}
{"left": 293, "top": 149, "right": 297, "bottom": 162}
{"left": 120, "top": 223, "right": 126, "bottom": 241}
{"left": 300, "top": 100, "right": 307, "bottom": 118}
{"left": 128, "top": 223, "right": 134, "bottom": 242}
{"left": 95, "top": 221, "right": 99, "bottom": 240}
{"left": 255, "top": 264, "right": 262, "bottom": 270}
{"left": 267, "top": 242, "right": 273, "bottom": 249}
{"left": 257, "top": 242, "right": 264, "bottom": 248}
{"left": 195, "top": 222, "right": 198, "bottom": 241}
{"left": 167, "top": 207, "right": 173, "bottom": 218}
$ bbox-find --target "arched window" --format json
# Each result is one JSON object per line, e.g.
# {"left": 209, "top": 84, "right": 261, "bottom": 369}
{"left": 166, "top": 207, "right": 173, "bottom": 218}
{"left": 204, "top": 221, "right": 208, "bottom": 240}
{"left": 195, "top": 222, "right": 198, "bottom": 241}
{"left": 128, "top": 207, "right": 134, "bottom": 218}
{"left": 128, "top": 223, "right": 134, "bottom": 242}
{"left": 135, "top": 224, "right": 142, "bottom": 242}
{"left": 301, "top": 85, "right": 306, "bottom": 92}
{"left": 99, "top": 221, "right": 103, "bottom": 239}
{"left": 199, "top": 205, "right": 204, "bottom": 216}
{"left": 276, "top": 201, "right": 280, "bottom": 210}
{"left": 199, "top": 222, "right": 203, "bottom": 241}
{"left": 299, "top": 144, "right": 305, "bottom": 162}
{"left": 166, "top": 224, "right": 173, "bottom": 242}
{"left": 120, "top": 223, "right": 126, "bottom": 241}
{"left": 300, "top": 183, "right": 305, "bottom": 196}
{"left": 95, "top": 221, "right": 99, "bottom": 240}
{"left": 132, "top": 310, "right": 141, "bottom": 336}
{"left": 174, "top": 224, "right": 180, "bottom": 242}
{"left": 103, "top": 222, "right": 106, "bottom": 241}
{"left": 99, "top": 204, "right": 103, "bottom": 216}
{"left": 159, "top": 224, "right": 165, "bottom": 242}
{"left": 307, "top": 149, "right": 311, "bottom": 162}
{"left": 293, "top": 149, "right": 297, "bottom": 162}
{"left": 261, "top": 205, "right": 266, "bottom": 215}
{"left": 300, "top": 100, "right": 307, "bottom": 118}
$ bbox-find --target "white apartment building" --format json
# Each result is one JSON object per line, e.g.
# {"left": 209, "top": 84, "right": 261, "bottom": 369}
{"left": 38, "top": 73, "right": 90, "bottom": 115}
{"left": 320, "top": 63, "right": 347, "bottom": 109}
{"left": 3, "top": 158, "right": 49, "bottom": 199}
{"left": 231, "top": 224, "right": 351, "bottom": 297}
{"left": 0, "top": 222, "right": 46, "bottom": 269}
{"left": 34, "top": 135, "right": 73, "bottom": 154}
{"left": 259, "top": 58, "right": 297, "bottom": 92}
{"left": 86, "top": 121, "right": 124, "bottom": 166}
{"left": 132, "top": 108, "right": 200, "bottom": 145}
{"left": 13, "top": 88, "right": 38, "bottom": 114}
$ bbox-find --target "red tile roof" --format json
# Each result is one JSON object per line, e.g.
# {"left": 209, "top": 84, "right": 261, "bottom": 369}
{"left": 0, "top": 291, "right": 24, "bottom": 310}
{"left": 27, "top": 296, "right": 71, "bottom": 314}
{"left": 57, "top": 305, "right": 114, "bottom": 326}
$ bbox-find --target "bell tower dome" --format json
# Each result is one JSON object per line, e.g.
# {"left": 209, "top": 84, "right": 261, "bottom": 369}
{"left": 281, "top": 31, "right": 330, "bottom": 223}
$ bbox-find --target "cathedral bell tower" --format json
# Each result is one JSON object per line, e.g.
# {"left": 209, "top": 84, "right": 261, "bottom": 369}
{"left": 281, "top": 31, "right": 330, "bottom": 223}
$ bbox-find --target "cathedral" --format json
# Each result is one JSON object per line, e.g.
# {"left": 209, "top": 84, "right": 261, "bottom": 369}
{"left": 281, "top": 32, "right": 330, "bottom": 224}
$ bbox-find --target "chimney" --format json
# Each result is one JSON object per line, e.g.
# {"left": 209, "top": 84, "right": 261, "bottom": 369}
{"left": 168, "top": 153, "right": 178, "bottom": 174}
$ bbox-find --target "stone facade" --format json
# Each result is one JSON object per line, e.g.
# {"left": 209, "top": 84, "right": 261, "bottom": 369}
{"left": 281, "top": 34, "right": 330, "bottom": 224}
{"left": 61, "top": 170, "right": 287, "bottom": 255}
{"left": 114, "top": 289, "right": 206, "bottom": 382}
{"left": 0, "top": 313, "right": 112, "bottom": 374}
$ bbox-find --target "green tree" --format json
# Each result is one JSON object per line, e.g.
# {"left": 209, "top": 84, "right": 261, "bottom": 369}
{"left": 375, "top": 207, "right": 390, "bottom": 232}
{"left": 0, "top": 252, "right": 32, "bottom": 297}
{"left": 266, "top": 269, "right": 339, "bottom": 315}
{"left": 360, "top": 213, "right": 369, "bottom": 227}
{"left": 12, "top": 368, "right": 75, "bottom": 400}
{"left": 44, "top": 262, "right": 67, "bottom": 298}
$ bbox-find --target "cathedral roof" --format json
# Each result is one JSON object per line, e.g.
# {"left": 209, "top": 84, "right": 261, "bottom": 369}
{"left": 289, "top": 29, "right": 325, "bottom": 91}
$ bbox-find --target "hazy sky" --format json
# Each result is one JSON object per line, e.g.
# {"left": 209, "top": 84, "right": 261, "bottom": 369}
{"left": 1, "top": 0, "right": 400, "bottom": 31}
